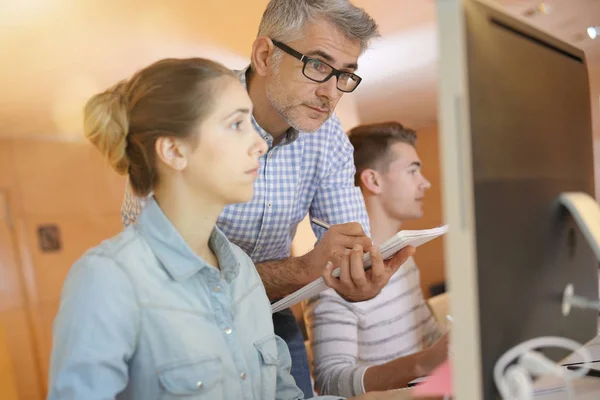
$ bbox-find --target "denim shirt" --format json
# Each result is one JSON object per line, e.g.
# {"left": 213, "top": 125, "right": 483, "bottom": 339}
{"left": 48, "top": 198, "right": 342, "bottom": 400}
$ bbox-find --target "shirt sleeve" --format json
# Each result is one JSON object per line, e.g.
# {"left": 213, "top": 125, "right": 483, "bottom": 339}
{"left": 303, "top": 290, "right": 368, "bottom": 397}
{"left": 274, "top": 334, "right": 344, "bottom": 400}
{"left": 47, "top": 252, "right": 139, "bottom": 400}
{"left": 308, "top": 114, "right": 370, "bottom": 241}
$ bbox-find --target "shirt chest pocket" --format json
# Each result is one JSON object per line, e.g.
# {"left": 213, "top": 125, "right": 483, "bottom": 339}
{"left": 158, "top": 357, "right": 224, "bottom": 399}
{"left": 253, "top": 335, "right": 280, "bottom": 399}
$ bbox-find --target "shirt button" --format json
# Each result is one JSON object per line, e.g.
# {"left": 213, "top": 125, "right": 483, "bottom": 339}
{"left": 213, "top": 286, "right": 221, "bottom": 293}
{"left": 240, "top": 372, "right": 247, "bottom": 380}
{"left": 196, "top": 381, "right": 203, "bottom": 388}
{"left": 267, "top": 203, "right": 272, "bottom": 208}
{"left": 256, "top": 246, "right": 262, "bottom": 251}
{"left": 224, "top": 327, "right": 232, "bottom": 335}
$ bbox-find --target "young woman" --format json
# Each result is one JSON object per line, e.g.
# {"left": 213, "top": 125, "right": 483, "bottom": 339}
{"left": 47, "top": 58, "right": 409, "bottom": 400}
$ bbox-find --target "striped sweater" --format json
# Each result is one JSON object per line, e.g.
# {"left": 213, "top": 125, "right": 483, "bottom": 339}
{"left": 303, "top": 257, "right": 441, "bottom": 397}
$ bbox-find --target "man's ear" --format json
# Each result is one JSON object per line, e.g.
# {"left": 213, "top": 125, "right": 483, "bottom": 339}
{"left": 155, "top": 137, "right": 188, "bottom": 171}
{"left": 360, "top": 168, "right": 383, "bottom": 195}
{"left": 251, "top": 36, "right": 276, "bottom": 77}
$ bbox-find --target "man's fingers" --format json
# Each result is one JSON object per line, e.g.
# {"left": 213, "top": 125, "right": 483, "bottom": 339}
{"left": 333, "top": 222, "right": 367, "bottom": 237}
{"left": 322, "top": 261, "right": 339, "bottom": 290}
{"left": 349, "top": 245, "right": 368, "bottom": 287}
{"left": 322, "top": 222, "right": 373, "bottom": 252}
{"left": 368, "top": 245, "right": 386, "bottom": 285}
{"left": 385, "top": 246, "right": 415, "bottom": 271}
{"left": 338, "top": 235, "right": 372, "bottom": 252}
{"left": 338, "top": 249, "right": 354, "bottom": 288}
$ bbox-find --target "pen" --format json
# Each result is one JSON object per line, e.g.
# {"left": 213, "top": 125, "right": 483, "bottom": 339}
{"left": 311, "top": 217, "right": 331, "bottom": 230}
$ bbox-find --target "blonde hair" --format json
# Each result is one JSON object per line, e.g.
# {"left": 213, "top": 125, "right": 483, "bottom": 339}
{"left": 83, "top": 58, "right": 235, "bottom": 196}
{"left": 84, "top": 81, "right": 130, "bottom": 175}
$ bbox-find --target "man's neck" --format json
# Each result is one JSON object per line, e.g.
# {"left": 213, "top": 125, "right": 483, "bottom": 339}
{"left": 246, "top": 68, "right": 290, "bottom": 142}
{"left": 364, "top": 197, "right": 403, "bottom": 246}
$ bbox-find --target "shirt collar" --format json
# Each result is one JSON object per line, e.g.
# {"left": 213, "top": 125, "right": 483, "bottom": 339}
{"left": 237, "top": 65, "right": 300, "bottom": 147}
{"left": 135, "top": 197, "right": 240, "bottom": 283}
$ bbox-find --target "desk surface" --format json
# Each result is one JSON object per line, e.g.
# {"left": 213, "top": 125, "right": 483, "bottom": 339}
{"left": 534, "top": 336, "right": 600, "bottom": 399}
{"left": 534, "top": 375, "right": 600, "bottom": 400}
{"left": 405, "top": 336, "right": 600, "bottom": 399}
{"left": 561, "top": 335, "right": 600, "bottom": 365}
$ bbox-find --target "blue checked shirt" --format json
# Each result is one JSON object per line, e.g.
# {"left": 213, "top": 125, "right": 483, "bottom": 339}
{"left": 121, "top": 66, "right": 370, "bottom": 264}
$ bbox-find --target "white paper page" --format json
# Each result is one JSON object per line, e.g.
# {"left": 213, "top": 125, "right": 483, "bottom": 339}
{"left": 271, "top": 225, "right": 448, "bottom": 313}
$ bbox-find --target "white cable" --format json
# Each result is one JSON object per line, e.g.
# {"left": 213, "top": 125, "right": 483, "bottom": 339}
{"left": 504, "top": 364, "right": 533, "bottom": 400}
{"left": 494, "top": 336, "right": 592, "bottom": 400}
{"left": 519, "top": 351, "right": 576, "bottom": 399}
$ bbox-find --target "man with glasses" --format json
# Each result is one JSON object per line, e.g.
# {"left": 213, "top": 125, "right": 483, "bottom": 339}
{"left": 270, "top": 40, "right": 362, "bottom": 93}
{"left": 120, "top": 1, "right": 414, "bottom": 397}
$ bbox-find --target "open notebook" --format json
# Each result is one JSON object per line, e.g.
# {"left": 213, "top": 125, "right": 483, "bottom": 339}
{"left": 271, "top": 225, "right": 448, "bottom": 313}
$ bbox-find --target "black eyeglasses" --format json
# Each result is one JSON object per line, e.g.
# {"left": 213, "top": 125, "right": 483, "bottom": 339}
{"left": 271, "top": 39, "right": 362, "bottom": 93}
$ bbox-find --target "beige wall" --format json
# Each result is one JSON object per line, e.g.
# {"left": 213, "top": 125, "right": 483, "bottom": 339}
{"left": 0, "top": 324, "right": 18, "bottom": 400}
{"left": 0, "top": 192, "right": 35, "bottom": 400}
{"left": 0, "top": 139, "right": 126, "bottom": 399}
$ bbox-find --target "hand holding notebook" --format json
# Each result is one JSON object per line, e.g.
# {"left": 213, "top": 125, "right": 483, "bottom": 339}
{"left": 271, "top": 223, "right": 448, "bottom": 313}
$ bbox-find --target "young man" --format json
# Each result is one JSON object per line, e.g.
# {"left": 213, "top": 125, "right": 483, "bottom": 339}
{"left": 304, "top": 122, "right": 448, "bottom": 397}
{"left": 120, "top": 1, "right": 413, "bottom": 397}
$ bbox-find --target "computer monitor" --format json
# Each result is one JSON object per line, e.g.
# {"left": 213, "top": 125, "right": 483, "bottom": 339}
{"left": 437, "top": 0, "right": 598, "bottom": 398}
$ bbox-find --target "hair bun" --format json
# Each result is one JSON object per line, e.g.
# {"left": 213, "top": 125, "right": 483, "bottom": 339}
{"left": 83, "top": 80, "right": 130, "bottom": 175}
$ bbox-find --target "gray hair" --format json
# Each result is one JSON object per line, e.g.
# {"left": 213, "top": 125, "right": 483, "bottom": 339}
{"left": 257, "top": 0, "right": 380, "bottom": 54}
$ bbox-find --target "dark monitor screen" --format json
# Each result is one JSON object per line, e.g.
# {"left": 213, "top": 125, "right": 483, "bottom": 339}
{"left": 438, "top": 0, "right": 598, "bottom": 398}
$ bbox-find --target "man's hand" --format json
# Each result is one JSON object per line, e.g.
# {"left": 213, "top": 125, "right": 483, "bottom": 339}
{"left": 322, "top": 241, "right": 415, "bottom": 302}
{"left": 416, "top": 332, "right": 450, "bottom": 377}
{"left": 299, "top": 222, "right": 373, "bottom": 284}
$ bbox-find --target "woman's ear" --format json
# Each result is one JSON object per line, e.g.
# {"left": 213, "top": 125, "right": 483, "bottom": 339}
{"left": 251, "top": 36, "right": 275, "bottom": 78}
{"left": 155, "top": 137, "right": 188, "bottom": 171}
{"left": 360, "top": 168, "right": 383, "bottom": 195}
